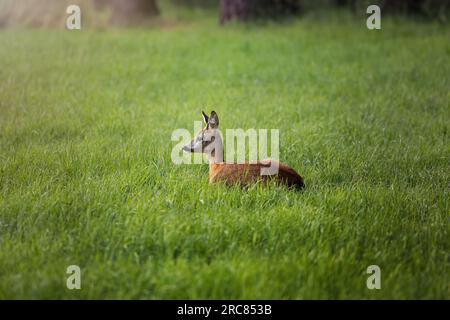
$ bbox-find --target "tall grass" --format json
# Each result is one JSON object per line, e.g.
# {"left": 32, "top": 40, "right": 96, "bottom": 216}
{"left": 0, "top": 12, "right": 448, "bottom": 298}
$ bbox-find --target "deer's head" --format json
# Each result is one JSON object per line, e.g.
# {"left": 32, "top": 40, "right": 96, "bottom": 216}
{"left": 182, "top": 111, "right": 221, "bottom": 156}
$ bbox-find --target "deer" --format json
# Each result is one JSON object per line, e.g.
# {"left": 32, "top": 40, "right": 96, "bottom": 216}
{"left": 182, "top": 111, "right": 305, "bottom": 189}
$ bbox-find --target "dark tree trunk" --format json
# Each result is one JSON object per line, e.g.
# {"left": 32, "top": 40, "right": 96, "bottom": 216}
{"left": 220, "top": 0, "right": 252, "bottom": 24}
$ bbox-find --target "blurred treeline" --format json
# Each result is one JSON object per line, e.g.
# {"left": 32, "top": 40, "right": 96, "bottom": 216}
{"left": 218, "top": 0, "right": 448, "bottom": 22}
{"left": 0, "top": 0, "right": 447, "bottom": 28}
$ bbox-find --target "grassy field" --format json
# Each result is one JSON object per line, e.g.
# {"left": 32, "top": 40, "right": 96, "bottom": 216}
{"left": 0, "top": 12, "right": 449, "bottom": 299}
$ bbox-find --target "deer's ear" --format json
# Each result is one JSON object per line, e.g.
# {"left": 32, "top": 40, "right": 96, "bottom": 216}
{"left": 202, "top": 111, "right": 209, "bottom": 125}
{"left": 209, "top": 111, "right": 219, "bottom": 128}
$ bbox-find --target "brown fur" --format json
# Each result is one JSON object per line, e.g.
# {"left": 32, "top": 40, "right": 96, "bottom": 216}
{"left": 210, "top": 160, "right": 304, "bottom": 189}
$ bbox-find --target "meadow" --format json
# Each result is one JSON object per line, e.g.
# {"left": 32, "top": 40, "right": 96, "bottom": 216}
{"left": 0, "top": 11, "right": 449, "bottom": 299}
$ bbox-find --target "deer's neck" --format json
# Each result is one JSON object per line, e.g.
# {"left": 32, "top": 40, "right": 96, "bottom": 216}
{"left": 206, "top": 135, "right": 224, "bottom": 165}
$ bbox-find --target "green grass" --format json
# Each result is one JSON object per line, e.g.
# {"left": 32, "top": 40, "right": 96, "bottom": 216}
{"left": 0, "top": 13, "right": 449, "bottom": 299}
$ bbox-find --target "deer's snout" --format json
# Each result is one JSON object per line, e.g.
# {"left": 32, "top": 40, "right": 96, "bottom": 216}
{"left": 182, "top": 143, "right": 192, "bottom": 152}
